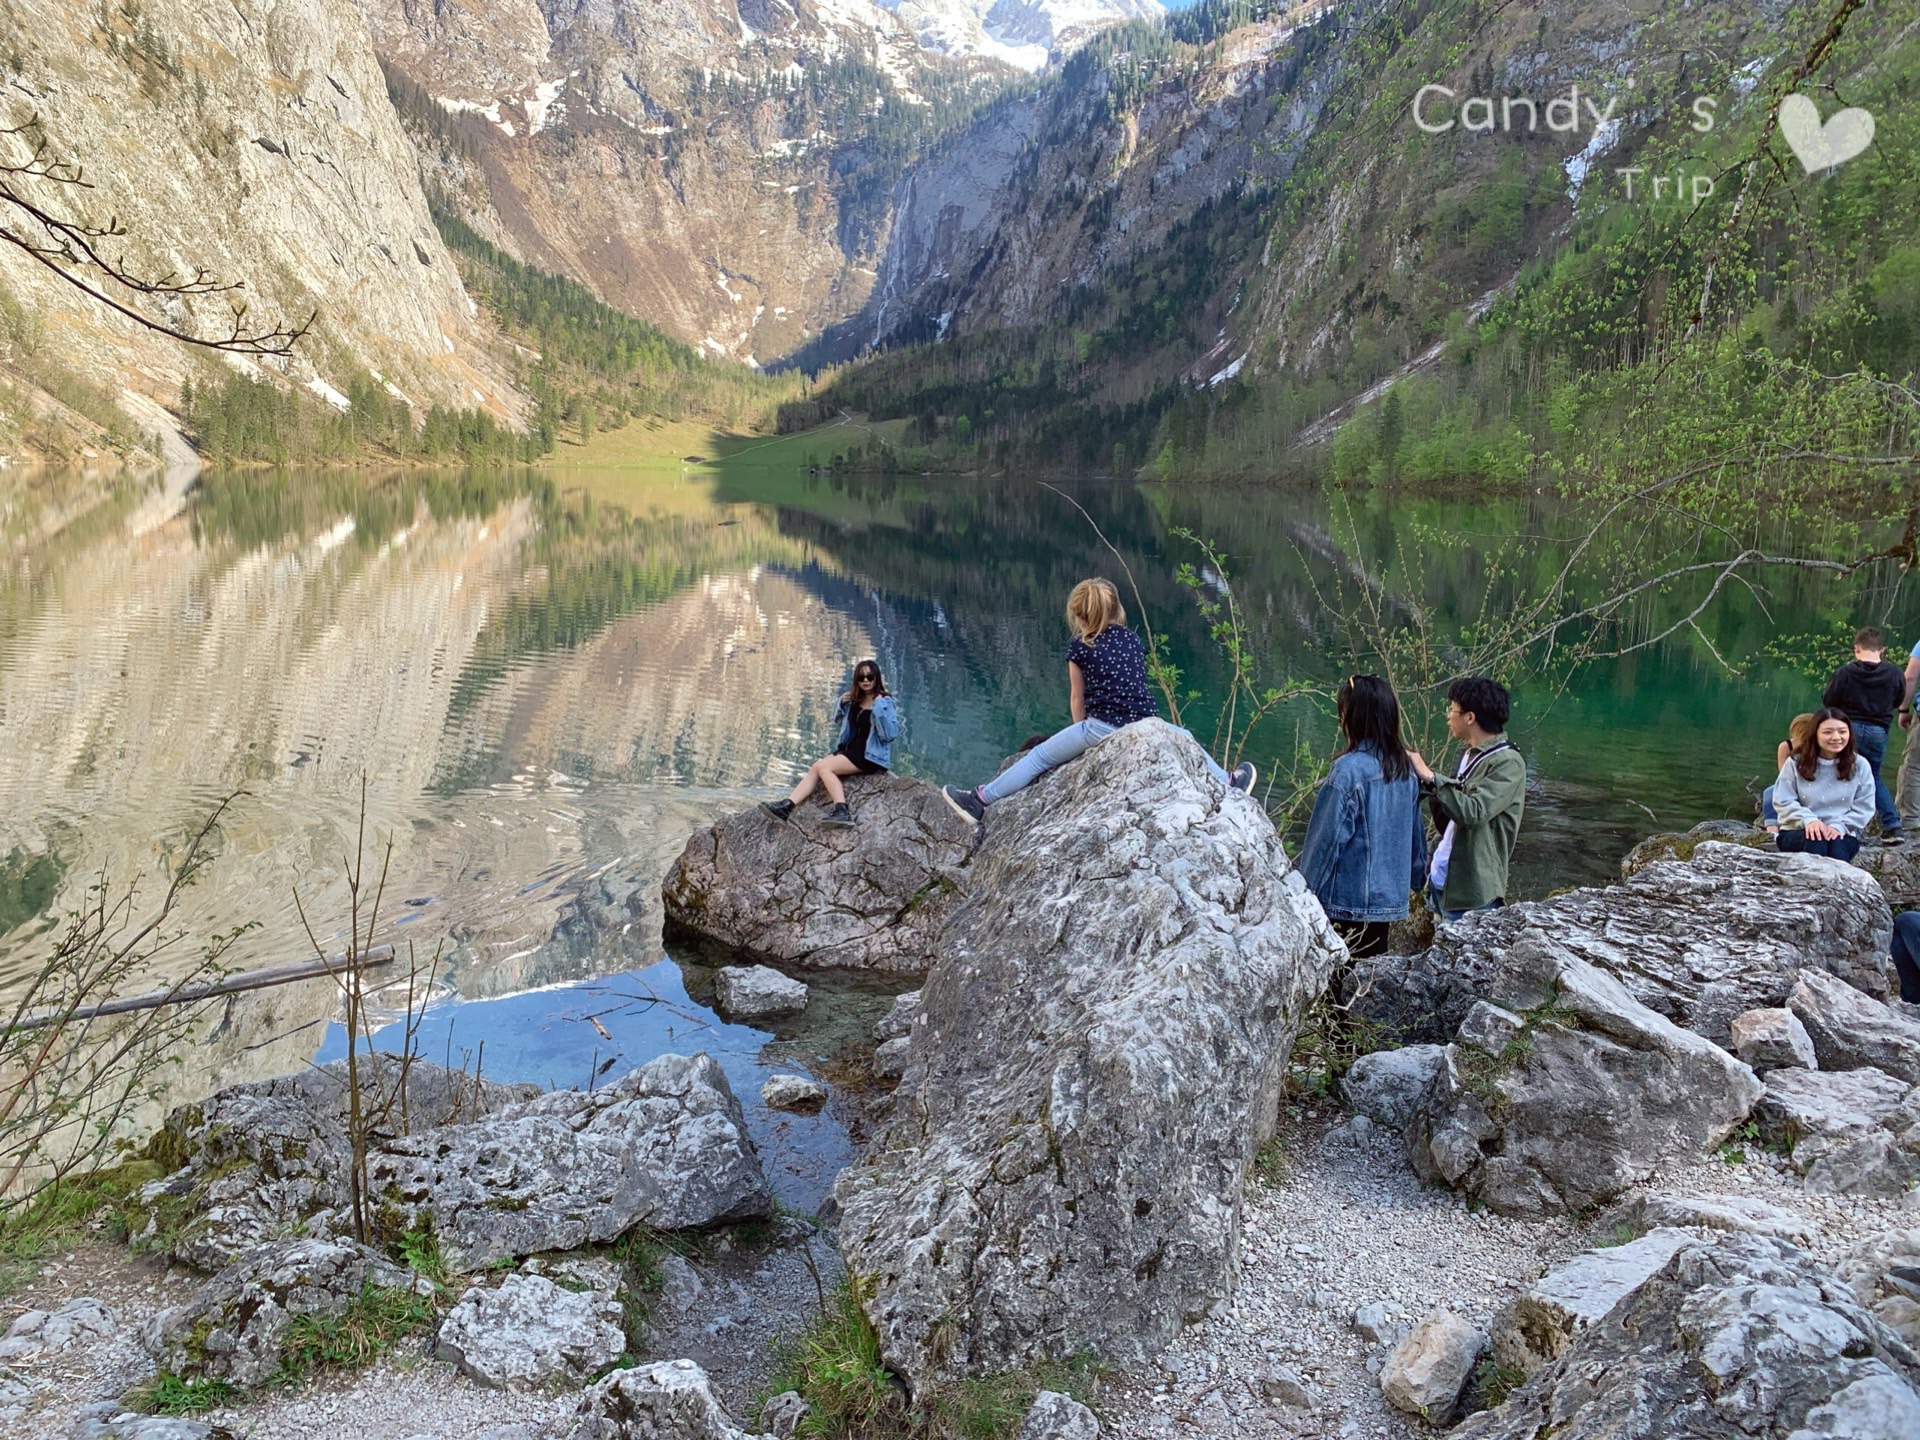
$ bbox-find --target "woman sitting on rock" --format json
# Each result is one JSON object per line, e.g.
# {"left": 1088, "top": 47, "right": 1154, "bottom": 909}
{"left": 1295, "top": 675, "right": 1428, "bottom": 959}
{"left": 1772, "top": 707, "right": 1875, "bottom": 862}
{"left": 942, "top": 577, "right": 1254, "bottom": 823}
{"left": 762, "top": 658, "right": 898, "bottom": 828}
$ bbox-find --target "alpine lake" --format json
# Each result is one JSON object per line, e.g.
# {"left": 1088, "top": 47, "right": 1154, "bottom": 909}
{"left": 0, "top": 422, "right": 1903, "bottom": 1208}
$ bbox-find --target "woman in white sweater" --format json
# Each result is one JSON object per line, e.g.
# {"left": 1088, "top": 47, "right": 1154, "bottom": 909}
{"left": 1774, "top": 707, "right": 1877, "bottom": 862}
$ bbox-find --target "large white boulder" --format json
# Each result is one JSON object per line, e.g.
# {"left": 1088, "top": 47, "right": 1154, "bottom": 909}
{"left": 832, "top": 721, "right": 1342, "bottom": 1388}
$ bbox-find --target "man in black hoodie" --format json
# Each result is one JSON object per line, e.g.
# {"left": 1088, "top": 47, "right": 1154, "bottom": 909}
{"left": 1824, "top": 626, "right": 1907, "bottom": 845}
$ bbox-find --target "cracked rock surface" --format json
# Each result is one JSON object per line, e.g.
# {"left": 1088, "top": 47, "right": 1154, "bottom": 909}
{"left": 834, "top": 721, "right": 1343, "bottom": 1388}
{"left": 661, "top": 773, "right": 973, "bottom": 974}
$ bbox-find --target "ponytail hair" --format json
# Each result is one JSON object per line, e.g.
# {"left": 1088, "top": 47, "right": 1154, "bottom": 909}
{"left": 1066, "top": 578, "right": 1126, "bottom": 642}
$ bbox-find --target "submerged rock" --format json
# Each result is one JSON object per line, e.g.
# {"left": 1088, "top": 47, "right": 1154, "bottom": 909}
{"left": 873, "top": 989, "right": 922, "bottom": 1042}
{"left": 563, "top": 1358, "right": 775, "bottom": 1440}
{"left": 712, "top": 965, "right": 809, "bottom": 1021}
{"left": 141, "top": 1238, "right": 432, "bottom": 1390}
{"left": 662, "top": 774, "right": 971, "bottom": 974}
{"left": 1351, "top": 842, "right": 1892, "bottom": 1047}
{"left": 833, "top": 721, "right": 1342, "bottom": 1388}
{"left": 760, "top": 1074, "right": 828, "bottom": 1112}
{"left": 1453, "top": 1233, "right": 1920, "bottom": 1439}
{"left": 434, "top": 1272, "right": 626, "bottom": 1390}
{"left": 1405, "top": 938, "right": 1762, "bottom": 1216}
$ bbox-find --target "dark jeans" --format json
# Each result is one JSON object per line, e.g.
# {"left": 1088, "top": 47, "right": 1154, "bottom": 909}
{"left": 1892, "top": 913, "right": 1920, "bottom": 1004}
{"left": 1776, "top": 830, "right": 1862, "bottom": 863}
{"left": 1851, "top": 722, "right": 1901, "bottom": 833}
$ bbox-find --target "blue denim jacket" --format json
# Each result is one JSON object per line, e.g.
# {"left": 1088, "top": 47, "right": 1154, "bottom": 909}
{"left": 1296, "top": 745, "right": 1428, "bottom": 923}
{"left": 835, "top": 695, "right": 900, "bottom": 768}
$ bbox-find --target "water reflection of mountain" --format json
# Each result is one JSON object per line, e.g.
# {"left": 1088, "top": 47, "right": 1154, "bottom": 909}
{"left": 0, "top": 458, "right": 1897, "bottom": 1137}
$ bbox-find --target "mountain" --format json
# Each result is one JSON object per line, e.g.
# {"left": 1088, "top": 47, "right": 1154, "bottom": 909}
{"left": 884, "top": 0, "right": 1165, "bottom": 72}
{"left": 362, "top": 0, "right": 1017, "bottom": 366}
{"left": 0, "top": 0, "right": 519, "bottom": 469}
{"left": 796, "top": 0, "right": 1919, "bottom": 483}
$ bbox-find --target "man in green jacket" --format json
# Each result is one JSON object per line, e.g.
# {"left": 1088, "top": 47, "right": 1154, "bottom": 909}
{"left": 1408, "top": 677, "right": 1526, "bottom": 920}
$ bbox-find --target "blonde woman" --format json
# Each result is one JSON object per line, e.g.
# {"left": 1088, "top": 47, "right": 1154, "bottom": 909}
{"left": 943, "top": 578, "right": 1254, "bottom": 822}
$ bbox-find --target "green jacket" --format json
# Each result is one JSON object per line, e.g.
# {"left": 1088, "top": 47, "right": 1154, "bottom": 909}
{"left": 1429, "top": 738, "right": 1527, "bottom": 913}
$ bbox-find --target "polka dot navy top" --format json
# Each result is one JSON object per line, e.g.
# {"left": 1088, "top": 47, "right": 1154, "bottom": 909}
{"left": 1068, "top": 625, "right": 1158, "bottom": 726}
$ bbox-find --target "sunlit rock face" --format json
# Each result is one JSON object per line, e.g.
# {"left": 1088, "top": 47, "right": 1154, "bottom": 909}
{"left": 358, "top": 0, "right": 1006, "bottom": 364}
{"left": 0, "top": 0, "right": 517, "bottom": 417}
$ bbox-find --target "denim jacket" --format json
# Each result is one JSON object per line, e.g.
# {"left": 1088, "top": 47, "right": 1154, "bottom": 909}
{"left": 835, "top": 695, "right": 900, "bottom": 768}
{"left": 1297, "top": 745, "right": 1427, "bottom": 923}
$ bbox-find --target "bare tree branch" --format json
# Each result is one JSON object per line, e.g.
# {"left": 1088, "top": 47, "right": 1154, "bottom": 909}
{"left": 0, "top": 115, "right": 313, "bottom": 356}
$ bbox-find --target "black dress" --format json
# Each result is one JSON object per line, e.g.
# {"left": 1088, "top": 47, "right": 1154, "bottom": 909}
{"left": 838, "top": 704, "right": 886, "bottom": 775}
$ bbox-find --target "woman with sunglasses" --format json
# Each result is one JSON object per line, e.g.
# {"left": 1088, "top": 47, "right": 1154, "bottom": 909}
{"left": 762, "top": 659, "right": 899, "bottom": 828}
{"left": 1295, "top": 674, "right": 1427, "bottom": 959}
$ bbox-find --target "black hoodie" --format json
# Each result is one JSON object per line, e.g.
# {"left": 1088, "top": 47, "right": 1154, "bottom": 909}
{"left": 1823, "top": 657, "right": 1908, "bottom": 729}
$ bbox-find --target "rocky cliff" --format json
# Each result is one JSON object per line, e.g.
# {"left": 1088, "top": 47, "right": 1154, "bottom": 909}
{"left": 365, "top": 0, "right": 1015, "bottom": 365}
{"left": 0, "top": 0, "right": 517, "bottom": 433}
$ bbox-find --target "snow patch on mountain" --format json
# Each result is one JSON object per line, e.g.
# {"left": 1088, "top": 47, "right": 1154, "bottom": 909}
{"left": 882, "top": 0, "right": 1163, "bottom": 70}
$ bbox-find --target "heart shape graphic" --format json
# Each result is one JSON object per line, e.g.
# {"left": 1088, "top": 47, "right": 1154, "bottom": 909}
{"left": 1778, "top": 94, "right": 1875, "bottom": 174}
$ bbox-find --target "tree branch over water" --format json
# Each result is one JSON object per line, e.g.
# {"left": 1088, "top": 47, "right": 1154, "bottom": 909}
{"left": 0, "top": 114, "right": 313, "bottom": 356}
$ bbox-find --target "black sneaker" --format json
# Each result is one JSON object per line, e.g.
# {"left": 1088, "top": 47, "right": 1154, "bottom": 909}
{"left": 1229, "top": 762, "right": 1257, "bottom": 793}
{"left": 760, "top": 799, "right": 795, "bottom": 822}
{"left": 1884, "top": 831, "right": 1906, "bottom": 848}
{"left": 823, "top": 802, "right": 856, "bottom": 827}
{"left": 942, "top": 784, "right": 986, "bottom": 824}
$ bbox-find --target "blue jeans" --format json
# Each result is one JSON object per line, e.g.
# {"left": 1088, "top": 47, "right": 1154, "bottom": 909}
{"left": 1852, "top": 723, "right": 1901, "bottom": 833}
{"left": 977, "top": 719, "right": 1229, "bottom": 804}
{"left": 1761, "top": 784, "right": 1778, "bottom": 827}
{"left": 1892, "top": 911, "right": 1920, "bottom": 1004}
{"left": 1426, "top": 883, "right": 1504, "bottom": 924}
{"left": 1776, "top": 830, "right": 1861, "bottom": 863}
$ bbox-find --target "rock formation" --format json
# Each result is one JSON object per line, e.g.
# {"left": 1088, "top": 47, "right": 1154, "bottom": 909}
{"left": 1404, "top": 941, "right": 1764, "bottom": 1216}
{"left": 1454, "top": 1233, "right": 1920, "bottom": 1439}
{"left": 564, "top": 1358, "right": 775, "bottom": 1440}
{"left": 434, "top": 1270, "right": 627, "bottom": 1389}
{"left": 1350, "top": 843, "right": 1893, "bottom": 1047}
{"left": 833, "top": 721, "right": 1342, "bottom": 1387}
{"left": 0, "top": 0, "right": 516, "bottom": 417}
{"left": 135, "top": 1055, "right": 770, "bottom": 1274}
{"left": 663, "top": 775, "right": 973, "bottom": 973}
{"left": 141, "top": 1238, "right": 434, "bottom": 1389}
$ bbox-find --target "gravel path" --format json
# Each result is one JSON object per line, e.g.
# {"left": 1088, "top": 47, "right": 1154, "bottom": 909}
{"left": 1098, "top": 1097, "right": 1915, "bottom": 1440}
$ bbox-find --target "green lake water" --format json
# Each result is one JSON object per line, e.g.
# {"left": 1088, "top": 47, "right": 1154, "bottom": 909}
{"left": 0, "top": 456, "right": 1901, "bottom": 1167}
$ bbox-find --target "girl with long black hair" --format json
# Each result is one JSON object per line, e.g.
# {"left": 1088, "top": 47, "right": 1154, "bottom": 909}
{"left": 1295, "top": 674, "right": 1428, "bottom": 958}
{"left": 762, "top": 658, "right": 899, "bottom": 828}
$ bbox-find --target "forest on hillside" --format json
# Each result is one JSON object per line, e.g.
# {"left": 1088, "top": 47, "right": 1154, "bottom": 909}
{"left": 796, "top": 0, "right": 1919, "bottom": 501}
